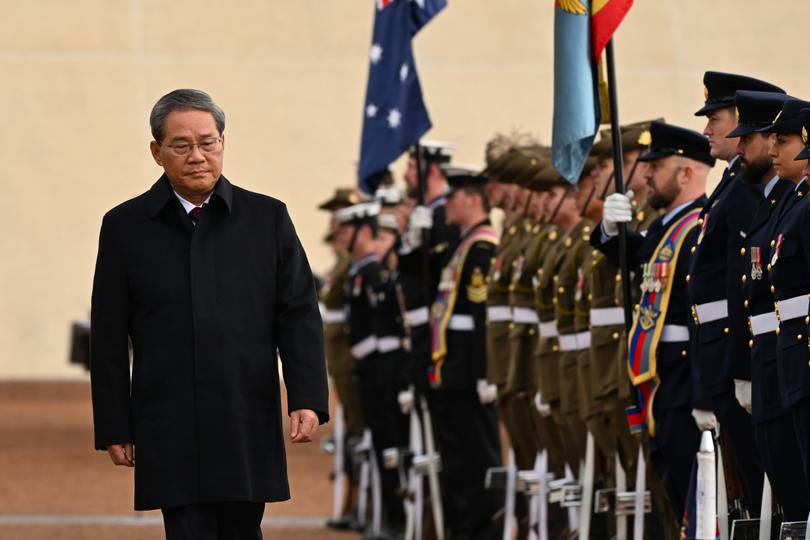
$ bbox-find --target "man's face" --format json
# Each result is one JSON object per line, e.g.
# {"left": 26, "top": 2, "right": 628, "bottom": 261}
{"left": 644, "top": 156, "right": 682, "bottom": 210}
{"left": 703, "top": 108, "right": 738, "bottom": 160}
{"left": 623, "top": 149, "right": 646, "bottom": 189}
{"left": 149, "top": 109, "right": 224, "bottom": 198}
{"left": 444, "top": 189, "right": 468, "bottom": 225}
{"left": 374, "top": 229, "right": 397, "bottom": 256}
{"left": 770, "top": 133, "right": 807, "bottom": 181}
{"left": 485, "top": 178, "right": 508, "bottom": 208}
{"left": 512, "top": 186, "right": 530, "bottom": 210}
{"left": 591, "top": 157, "right": 614, "bottom": 197}
{"left": 575, "top": 178, "right": 594, "bottom": 213}
{"left": 527, "top": 191, "right": 548, "bottom": 221}
{"left": 335, "top": 223, "right": 355, "bottom": 253}
{"left": 737, "top": 133, "right": 773, "bottom": 184}
{"left": 546, "top": 185, "right": 577, "bottom": 223}
{"left": 404, "top": 156, "right": 419, "bottom": 193}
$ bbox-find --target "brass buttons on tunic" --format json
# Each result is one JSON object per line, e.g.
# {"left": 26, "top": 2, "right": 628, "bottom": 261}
{"left": 740, "top": 247, "right": 746, "bottom": 256}
{"left": 612, "top": 332, "right": 620, "bottom": 340}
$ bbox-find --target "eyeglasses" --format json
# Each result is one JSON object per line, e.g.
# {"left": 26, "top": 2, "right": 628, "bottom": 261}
{"left": 161, "top": 137, "right": 222, "bottom": 156}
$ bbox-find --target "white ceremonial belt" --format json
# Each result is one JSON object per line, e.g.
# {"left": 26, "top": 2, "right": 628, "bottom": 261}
{"left": 377, "top": 336, "right": 402, "bottom": 353}
{"left": 776, "top": 295, "right": 809, "bottom": 322}
{"left": 513, "top": 307, "right": 539, "bottom": 324}
{"left": 750, "top": 312, "right": 778, "bottom": 336}
{"left": 576, "top": 331, "right": 591, "bottom": 349}
{"left": 448, "top": 314, "right": 475, "bottom": 331}
{"left": 558, "top": 332, "right": 590, "bottom": 351}
{"left": 405, "top": 306, "right": 429, "bottom": 327}
{"left": 351, "top": 335, "right": 377, "bottom": 359}
{"left": 487, "top": 305, "right": 513, "bottom": 322}
{"left": 322, "top": 309, "right": 346, "bottom": 324}
{"left": 693, "top": 299, "right": 728, "bottom": 324}
{"left": 660, "top": 325, "right": 689, "bottom": 343}
{"left": 590, "top": 307, "right": 625, "bottom": 327}
{"left": 538, "top": 321, "right": 558, "bottom": 338}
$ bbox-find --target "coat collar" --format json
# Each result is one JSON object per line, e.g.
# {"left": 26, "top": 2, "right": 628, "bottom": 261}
{"left": 146, "top": 174, "right": 233, "bottom": 219}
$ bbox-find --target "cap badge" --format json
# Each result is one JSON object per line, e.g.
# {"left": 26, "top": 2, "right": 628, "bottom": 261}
{"left": 803, "top": 126, "right": 808, "bottom": 145}
{"left": 637, "top": 130, "right": 652, "bottom": 146}
{"left": 735, "top": 107, "right": 740, "bottom": 122}
{"left": 703, "top": 85, "right": 709, "bottom": 100}
{"left": 773, "top": 110, "right": 783, "bottom": 125}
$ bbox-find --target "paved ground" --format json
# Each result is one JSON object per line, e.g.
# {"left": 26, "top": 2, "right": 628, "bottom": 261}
{"left": 0, "top": 381, "right": 355, "bottom": 540}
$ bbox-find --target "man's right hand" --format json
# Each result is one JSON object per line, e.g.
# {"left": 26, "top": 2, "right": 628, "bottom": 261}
{"left": 106, "top": 443, "right": 134, "bottom": 467}
{"left": 602, "top": 191, "right": 634, "bottom": 237}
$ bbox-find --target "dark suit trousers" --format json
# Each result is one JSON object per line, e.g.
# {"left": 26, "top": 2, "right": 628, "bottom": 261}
{"left": 649, "top": 406, "right": 701, "bottom": 520}
{"left": 161, "top": 501, "right": 264, "bottom": 540}
{"left": 792, "top": 398, "right": 810, "bottom": 503}
{"left": 712, "top": 390, "right": 763, "bottom": 516}
{"left": 753, "top": 414, "right": 809, "bottom": 521}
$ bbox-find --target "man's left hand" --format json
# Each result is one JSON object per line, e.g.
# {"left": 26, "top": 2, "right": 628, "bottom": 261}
{"left": 290, "top": 409, "right": 319, "bottom": 443}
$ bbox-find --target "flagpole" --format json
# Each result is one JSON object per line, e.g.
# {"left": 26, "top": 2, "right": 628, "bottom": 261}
{"left": 605, "top": 39, "right": 633, "bottom": 333}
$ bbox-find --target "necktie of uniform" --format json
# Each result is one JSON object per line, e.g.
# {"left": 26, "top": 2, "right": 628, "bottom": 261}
{"left": 189, "top": 206, "right": 202, "bottom": 224}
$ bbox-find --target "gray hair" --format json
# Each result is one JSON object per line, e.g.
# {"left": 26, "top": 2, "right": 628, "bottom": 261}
{"left": 149, "top": 89, "right": 226, "bottom": 142}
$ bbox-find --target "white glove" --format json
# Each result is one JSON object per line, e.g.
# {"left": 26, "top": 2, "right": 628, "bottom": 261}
{"left": 534, "top": 392, "right": 552, "bottom": 417}
{"left": 409, "top": 205, "right": 433, "bottom": 230}
{"left": 477, "top": 379, "right": 498, "bottom": 405}
{"left": 734, "top": 379, "right": 753, "bottom": 415}
{"left": 602, "top": 190, "right": 634, "bottom": 237}
{"left": 398, "top": 388, "right": 415, "bottom": 414}
{"left": 691, "top": 408, "right": 718, "bottom": 431}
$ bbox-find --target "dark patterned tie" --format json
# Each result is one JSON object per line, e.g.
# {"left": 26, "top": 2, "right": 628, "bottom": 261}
{"left": 189, "top": 206, "right": 201, "bottom": 224}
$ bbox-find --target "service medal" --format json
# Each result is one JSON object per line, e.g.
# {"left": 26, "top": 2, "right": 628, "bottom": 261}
{"left": 751, "top": 247, "right": 763, "bottom": 280}
{"left": 697, "top": 214, "right": 709, "bottom": 245}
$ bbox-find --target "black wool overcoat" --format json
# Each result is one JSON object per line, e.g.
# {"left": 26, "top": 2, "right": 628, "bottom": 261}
{"left": 90, "top": 175, "right": 329, "bottom": 510}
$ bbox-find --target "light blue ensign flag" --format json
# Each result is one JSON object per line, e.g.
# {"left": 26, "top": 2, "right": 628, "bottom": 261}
{"left": 552, "top": 0, "right": 600, "bottom": 183}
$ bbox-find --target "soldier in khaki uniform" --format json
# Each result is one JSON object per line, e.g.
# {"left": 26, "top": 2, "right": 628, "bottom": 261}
{"left": 551, "top": 169, "right": 598, "bottom": 470}
{"left": 586, "top": 122, "right": 660, "bottom": 473}
{"left": 510, "top": 165, "right": 571, "bottom": 479}
{"left": 484, "top": 148, "right": 542, "bottom": 470}
{"left": 318, "top": 188, "right": 366, "bottom": 437}
{"left": 528, "top": 164, "right": 588, "bottom": 470}
{"left": 317, "top": 188, "right": 367, "bottom": 531}
{"left": 503, "top": 148, "right": 571, "bottom": 476}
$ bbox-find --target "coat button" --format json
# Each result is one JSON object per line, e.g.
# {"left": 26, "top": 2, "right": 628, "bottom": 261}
{"left": 744, "top": 300, "right": 749, "bottom": 309}
{"left": 767, "top": 264, "right": 772, "bottom": 271}
{"left": 552, "top": 345, "right": 560, "bottom": 352}
{"left": 806, "top": 316, "right": 810, "bottom": 325}
{"left": 612, "top": 332, "right": 620, "bottom": 340}
{"left": 770, "top": 285, "right": 776, "bottom": 294}
{"left": 509, "top": 323, "right": 515, "bottom": 330}
{"left": 776, "top": 327, "right": 781, "bottom": 336}
{"left": 686, "top": 275, "right": 691, "bottom": 283}
{"left": 799, "top": 334, "right": 804, "bottom": 341}
{"left": 740, "top": 247, "right": 746, "bottom": 256}
{"left": 681, "top": 349, "right": 687, "bottom": 357}
{"left": 771, "top": 240, "right": 776, "bottom": 248}
{"left": 748, "top": 340, "right": 753, "bottom": 349}
{"left": 690, "top": 246, "right": 696, "bottom": 253}
{"left": 724, "top": 327, "right": 730, "bottom": 334}
{"left": 558, "top": 286, "right": 565, "bottom": 294}
{"left": 741, "top": 275, "right": 747, "bottom": 284}
{"left": 528, "top": 327, "right": 536, "bottom": 336}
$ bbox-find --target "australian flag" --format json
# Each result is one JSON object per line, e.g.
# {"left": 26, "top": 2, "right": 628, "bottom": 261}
{"left": 358, "top": 0, "right": 447, "bottom": 194}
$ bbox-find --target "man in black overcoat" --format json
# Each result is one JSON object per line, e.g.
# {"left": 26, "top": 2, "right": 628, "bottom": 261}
{"left": 90, "top": 89, "right": 329, "bottom": 539}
